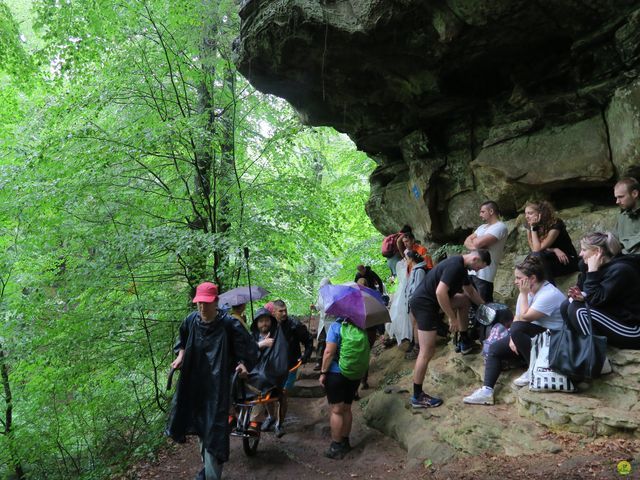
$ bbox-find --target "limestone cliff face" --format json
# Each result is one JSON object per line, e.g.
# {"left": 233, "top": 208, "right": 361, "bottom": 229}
{"left": 236, "top": 0, "right": 640, "bottom": 241}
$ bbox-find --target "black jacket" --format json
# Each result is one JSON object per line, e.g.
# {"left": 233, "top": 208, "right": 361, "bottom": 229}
{"left": 166, "top": 310, "right": 257, "bottom": 462}
{"left": 249, "top": 308, "right": 289, "bottom": 393}
{"left": 280, "top": 316, "right": 313, "bottom": 368}
{"left": 582, "top": 255, "right": 640, "bottom": 325}
{"left": 354, "top": 266, "right": 384, "bottom": 293}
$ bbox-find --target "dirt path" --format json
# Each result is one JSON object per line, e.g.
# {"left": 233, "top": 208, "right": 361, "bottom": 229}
{"left": 127, "top": 394, "right": 420, "bottom": 480}
{"left": 125, "top": 355, "right": 640, "bottom": 480}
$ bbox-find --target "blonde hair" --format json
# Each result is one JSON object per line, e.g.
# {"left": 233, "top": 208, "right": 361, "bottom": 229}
{"left": 580, "top": 232, "right": 622, "bottom": 259}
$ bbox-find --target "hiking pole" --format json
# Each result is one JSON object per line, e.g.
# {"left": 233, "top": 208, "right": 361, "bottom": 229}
{"left": 243, "top": 247, "right": 254, "bottom": 321}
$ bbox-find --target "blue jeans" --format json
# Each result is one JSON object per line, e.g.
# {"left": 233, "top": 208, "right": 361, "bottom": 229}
{"left": 199, "top": 439, "right": 223, "bottom": 480}
{"left": 387, "top": 254, "right": 402, "bottom": 276}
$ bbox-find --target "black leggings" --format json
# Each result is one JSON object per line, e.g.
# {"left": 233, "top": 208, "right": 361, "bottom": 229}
{"left": 562, "top": 300, "right": 640, "bottom": 349}
{"left": 484, "top": 321, "right": 546, "bottom": 388}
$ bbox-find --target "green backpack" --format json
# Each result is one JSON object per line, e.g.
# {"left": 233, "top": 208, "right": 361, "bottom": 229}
{"left": 338, "top": 321, "right": 371, "bottom": 380}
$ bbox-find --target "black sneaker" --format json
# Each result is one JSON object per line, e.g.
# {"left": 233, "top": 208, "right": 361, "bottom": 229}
{"left": 325, "top": 441, "right": 346, "bottom": 459}
{"left": 459, "top": 340, "right": 473, "bottom": 355}
{"left": 274, "top": 423, "right": 286, "bottom": 438}
{"left": 411, "top": 392, "right": 443, "bottom": 408}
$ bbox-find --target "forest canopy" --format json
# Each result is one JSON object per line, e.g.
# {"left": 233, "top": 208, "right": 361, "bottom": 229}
{"left": 0, "top": 0, "right": 385, "bottom": 478}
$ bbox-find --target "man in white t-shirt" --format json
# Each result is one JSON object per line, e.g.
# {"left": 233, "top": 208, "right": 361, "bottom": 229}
{"left": 463, "top": 201, "right": 508, "bottom": 303}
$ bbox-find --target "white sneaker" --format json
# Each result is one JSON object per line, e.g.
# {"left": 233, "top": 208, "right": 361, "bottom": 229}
{"left": 463, "top": 387, "right": 494, "bottom": 405}
{"left": 601, "top": 357, "right": 613, "bottom": 375}
{"left": 512, "top": 371, "right": 530, "bottom": 388}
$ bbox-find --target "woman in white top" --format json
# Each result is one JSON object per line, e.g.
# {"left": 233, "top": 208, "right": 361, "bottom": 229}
{"left": 464, "top": 256, "right": 565, "bottom": 405}
{"left": 387, "top": 255, "right": 413, "bottom": 344}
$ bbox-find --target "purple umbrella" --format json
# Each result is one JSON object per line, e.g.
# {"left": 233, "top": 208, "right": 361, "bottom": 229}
{"left": 219, "top": 286, "right": 269, "bottom": 307}
{"left": 320, "top": 283, "right": 390, "bottom": 329}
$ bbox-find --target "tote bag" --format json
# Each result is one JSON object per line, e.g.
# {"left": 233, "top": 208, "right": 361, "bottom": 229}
{"left": 549, "top": 303, "right": 607, "bottom": 381}
{"left": 529, "top": 330, "right": 576, "bottom": 392}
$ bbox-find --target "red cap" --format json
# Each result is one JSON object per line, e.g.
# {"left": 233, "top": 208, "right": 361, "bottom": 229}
{"left": 193, "top": 282, "right": 219, "bottom": 303}
{"left": 264, "top": 301, "right": 275, "bottom": 314}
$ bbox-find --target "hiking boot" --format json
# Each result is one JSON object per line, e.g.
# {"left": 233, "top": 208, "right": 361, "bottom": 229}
{"left": 383, "top": 336, "right": 396, "bottom": 348}
{"left": 411, "top": 392, "right": 443, "bottom": 409}
{"left": 274, "top": 423, "right": 286, "bottom": 438}
{"left": 463, "top": 387, "right": 494, "bottom": 405}
{"left": 313, "top": 363, "right": 322, "bottom": 371}
{"left": 341, "top": 437, "right": 352, "bottom": 453}
{"left": 261, "top": 416, "right": 275, "bottom": 432}
{"left": 405, "top": 347, "right": 419, "bottom": 360}
{"left": 512, "top": 371, "right": 530, "bottom": 388}
{"left": 458, "top": 340, "right": 473, "bottom": 355}
{"left": 325, "top": 441, "right": 347, "bottom": 460}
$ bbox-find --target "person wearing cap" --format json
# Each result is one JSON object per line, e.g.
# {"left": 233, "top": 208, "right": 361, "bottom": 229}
{"left": 166, "top": 282, "right": 258, "bottom": 480}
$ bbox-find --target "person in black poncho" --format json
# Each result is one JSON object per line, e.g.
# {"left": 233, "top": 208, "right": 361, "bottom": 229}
{"left": 166, "top": 282, "right": 258, "bottom": 480}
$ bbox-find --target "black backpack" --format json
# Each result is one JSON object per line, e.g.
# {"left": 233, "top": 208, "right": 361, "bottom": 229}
{"left": 473, "top": 303, "right": 514, "bottom": 342}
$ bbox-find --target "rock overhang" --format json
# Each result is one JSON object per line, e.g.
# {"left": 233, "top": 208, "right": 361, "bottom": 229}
{"left": 235, "top": 0, "right": 640, "bottom": 241}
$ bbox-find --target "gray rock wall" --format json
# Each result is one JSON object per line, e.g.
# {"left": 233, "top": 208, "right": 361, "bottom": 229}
{"left": 236, "top": 0, "right": 640, "bottom": 243}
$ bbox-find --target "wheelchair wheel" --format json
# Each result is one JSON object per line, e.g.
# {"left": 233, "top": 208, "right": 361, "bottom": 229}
{"left": 243, "top": 434, "right": 260, "bottom": 456}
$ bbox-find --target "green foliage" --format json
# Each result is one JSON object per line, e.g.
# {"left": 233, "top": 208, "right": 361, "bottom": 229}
{"left": 0, "top": 0, "right": 385, "bottom": 478}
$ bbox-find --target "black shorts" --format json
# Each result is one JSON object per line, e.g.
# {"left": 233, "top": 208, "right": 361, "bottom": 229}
{"left": 324, "top": 372, "right": 360, "bottom": 405}
{"left": 409, "top": 303, "right": 440, "bottom": 332}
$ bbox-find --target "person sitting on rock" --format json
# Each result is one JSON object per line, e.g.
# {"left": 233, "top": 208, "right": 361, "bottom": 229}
{"left": 614, "top": 177, "right": 640, "bottom": 254}
{"left": 463, "top": 256, "right": 565, "bottom": 405}
{"left": 563, "top": 232, "right": 640, "bottom": 350}
{"left": 409, "top": 250, "right": 489, "bottom": 408}
{"left": 524, "top": 200, "right": 579, "bottom": 281}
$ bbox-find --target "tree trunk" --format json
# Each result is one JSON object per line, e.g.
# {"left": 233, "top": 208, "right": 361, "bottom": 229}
{"left": 1, "top": 346, "right": 25, "bottom": 480}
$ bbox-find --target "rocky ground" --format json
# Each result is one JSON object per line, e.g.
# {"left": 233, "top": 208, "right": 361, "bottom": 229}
{"left": 122, "top": 341, "right": 640, "bottom": 479}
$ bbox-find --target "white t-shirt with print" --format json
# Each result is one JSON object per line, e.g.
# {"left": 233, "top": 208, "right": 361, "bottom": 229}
{"left": 515, "top": 281, "right": 565, "bottom": 330}
{"left": 470, "top": 221, "right": 508, "bottom": 283}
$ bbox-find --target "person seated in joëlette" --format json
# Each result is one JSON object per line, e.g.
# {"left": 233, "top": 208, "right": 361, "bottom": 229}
{"left": 463, "top": 256, "right": 566, "bottom": 405}
{"left": 524, "top": 200, "right": 579, "bottom": 281}
{"left": 563, "top": 232, "right": 640, "bottom": 350}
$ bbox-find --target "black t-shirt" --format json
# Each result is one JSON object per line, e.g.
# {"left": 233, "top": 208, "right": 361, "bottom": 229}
{"left": 548, "top": 219, "right": 577, "bottom": 258}
{"left": 409, "top": 256, "right": 470, "bottom": 309}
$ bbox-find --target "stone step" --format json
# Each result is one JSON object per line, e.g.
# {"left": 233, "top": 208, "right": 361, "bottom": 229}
{"left": 367, "top": 338, "right": 640, "bottom": 463}
{"left": 297, "top": 365, "right": 321, "bottom": 380}
{"left": 289, "top": 378, "right": 325, "bottom": 398}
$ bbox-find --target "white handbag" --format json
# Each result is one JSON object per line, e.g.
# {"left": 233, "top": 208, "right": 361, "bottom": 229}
{"left": 528, "top": 330, "right": 576, "bottom": 392}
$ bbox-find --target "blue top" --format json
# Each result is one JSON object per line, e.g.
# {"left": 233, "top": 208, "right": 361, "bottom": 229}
{"left": 326, "top": 320, "right": 343, "bottom": 373}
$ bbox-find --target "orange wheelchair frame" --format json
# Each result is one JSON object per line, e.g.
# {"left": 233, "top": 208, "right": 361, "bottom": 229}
{"left": 230, "top": 359, "right": 302, "bottom": 456}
